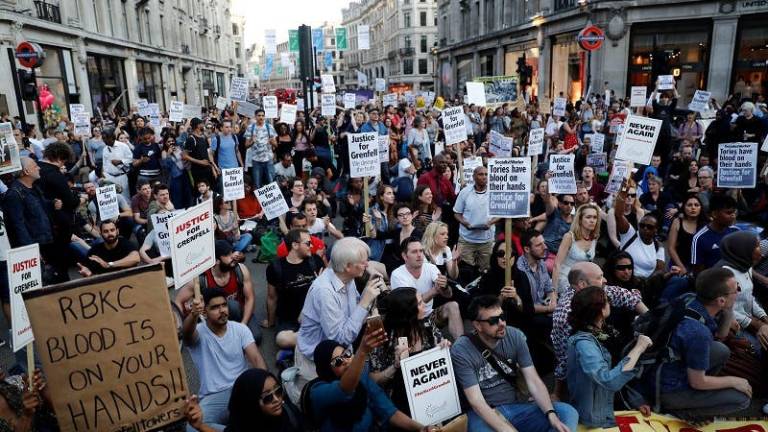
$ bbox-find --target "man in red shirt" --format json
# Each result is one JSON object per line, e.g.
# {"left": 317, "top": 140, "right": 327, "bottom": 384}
{"left": 276, "top": 213, "right": 326, "bottom": 264}
{"left": 417, "top": 154, "right": 455, "bottom": 207}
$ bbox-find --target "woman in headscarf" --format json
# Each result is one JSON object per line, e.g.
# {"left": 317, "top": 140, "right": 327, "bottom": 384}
{"left": 307, "top": 332, "right": 437, "bottom": 432}
{"left": 716, "top": 231, "right": 768, "bottom": 357}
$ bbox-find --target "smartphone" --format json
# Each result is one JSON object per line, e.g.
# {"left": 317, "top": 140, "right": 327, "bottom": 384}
{"left": 366, "top": 314, "right": 384, "bottom": 334}
{"left": 397, "top": 337, "right": 409, "bottom": 360}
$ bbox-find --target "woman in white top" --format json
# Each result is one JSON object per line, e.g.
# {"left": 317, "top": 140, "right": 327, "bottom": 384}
{"left": 102, "top": 130, "right": 134, "bottom": 200}
{"left": 422, "top": 221, "right": 461, "bottom": 280}
{"left": 552, "top": 202, "right": 600, "bottom": 293}
{"left": 405, "top": 116, "right": 430, "bottom": 163}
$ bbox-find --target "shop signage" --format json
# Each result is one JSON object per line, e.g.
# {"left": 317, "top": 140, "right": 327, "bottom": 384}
{"left": 577, "top": 25, "right": 605, "bottom": 51}
{"left": 15, "top": 41, "right": 45, "bottom": 69}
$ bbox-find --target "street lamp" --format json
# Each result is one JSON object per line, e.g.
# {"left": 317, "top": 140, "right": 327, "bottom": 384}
{"left": 430, "top": 43, "right": 438, "bottom": 93}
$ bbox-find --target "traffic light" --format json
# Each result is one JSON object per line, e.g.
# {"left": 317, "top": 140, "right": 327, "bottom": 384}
{"left": 524, "top": 65, "right": 534, "bottom": 86}
{"left": 18, "top": 69, "right": 37, "bottom": 101}
{"left": 516, "top": 55, "right": 526, "bottom": 76}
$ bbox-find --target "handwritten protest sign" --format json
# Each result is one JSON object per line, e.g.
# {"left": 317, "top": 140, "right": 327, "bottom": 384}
{"left": 552, "top": 97, "right": 567, "bottom": 117}
{"left": 262, "top": 96, "right": 278, "bottom": 119}
{"left": 74, "top": 113, "right": 91, "bottom": 137}
{"left": 583, "top": 411, "right": 768, "bottom": 432}
{"left": 615, "top": 115, "right": 662, "bottom": 165}
{"left": 8, "top": 244, "right": 42, "bottom": 351}
{"left": 321, "top": 94, "right": 336, "bottom": 117}
{"left": 442, "top": 106, "right": 468, "bottom": 145}
{"left": 528, "top": 128, "right": 544, "bottom": 156}
{"left": 169, "top": 200, "right": 215, "bottom": 288}
{"left": 348, "top": 132, "right": 380, "bottom": 178}
{"left": 375, "top": 78, "right": 386, "bottom": 92}
{"left": 137, "top": 99, "right": 150, "bottom": 117}
{"left": 400, "top": 347, "right": 461, "bottom": 425}
{"left": 688, "top": 90, "right": 711, "bottom": 112}
{"left": 24, "top": 265, "right": 189, "bottom": 432}
{"left": 717, "top": 142, "right": 757, "bottom": 188}
{"left": 658, "top": 75, "right": 675, "bottom": 90}
{"left": 96, "top": 184, "right": 120, "bottom": 221}
{"left": 466, "top": 82, "right": 486, "bottom": 106}
{"left": 630, "top": 86, "right": 647, "bottom": 107}
{"left": 255, "top": 182, "right": 290, "bottom": 220}
{"left": 229, "top": 77, "right": 249, "bottom": 101}
{"left": 151, "top": 211, "right": 181, "bottom": 257}
{"left": 215, "top": 97, "right": 229, "bottom": 111}
{"left": 378, "top": 135, "right": 390, "bottom": 163}
{"left": 462, "top": 156, "right": 483, "bottom": 186}
{"left": 222, "top": 167, "right": 245, "bottom": 201}
{"left": 606, "top": 160, "right": 631, "bottom": 194}
{"left": 321, "top": 74, "right": 336, "bottom": 93}
{"left": 489, "top": 130, "right": 513, "bottom": 157}
{"left": 344, "top": 93, "right": 356, "bottom": 109}
{"left": 383, "top": 93, "right": 398, "bottom": 107}
{"left": 588, "top": 133, "right": 605, "bottom": 153}
{"left": 69, "top": 104, "right": 85, "bottom": 116}
{"left": 586, "top": 152, "right": 608, "bottom": 174}
{"left": 169, "top": 101, "right": 184, "bottom": 122}
{"left": 236, "top": 101, "right": 257, "bottom": 118}
{"left": 181, "top": 104, "right": 200, "bottom": 120}
{"left": 488, "top": 157, "right": 530, "bottom": 218}
{"left": 280, "top": 104, "right": 297, "bottom": 124}
{"left": 0, "top": 123, "right": 21, "bottom": 175}
{"left": 548, "top": 154, "right": 577, "bottom": 194}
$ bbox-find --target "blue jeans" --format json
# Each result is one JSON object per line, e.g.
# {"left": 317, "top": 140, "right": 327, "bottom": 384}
{"left": 233, "top": 233, "right": 253, "bottom": 253}
{"left": 468, "top": 402, "right": 578, "bottom": 432}
{"left": 251, "top": 161, "right": 275, "bottom": 189}
{"left": 186, "top": 388, "right": 229, "bottom": 432}
{"left": 170, "top": 174, "right": 193, "bottom": 210}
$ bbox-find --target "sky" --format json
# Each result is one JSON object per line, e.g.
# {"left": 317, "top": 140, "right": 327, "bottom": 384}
{"left": 233, "top": 0, "right": 352, "bottom": 48}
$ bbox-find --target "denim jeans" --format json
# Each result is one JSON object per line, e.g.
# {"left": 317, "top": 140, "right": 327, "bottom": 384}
{"left": 233, "top": 233, "right": 253, "bottom": 253}
{"left": 468, "top": 402, "right": 579, "bottom": 432}
{"left": 251, "top": 161, "right": 275, "bottom": 189}
{"left": 186, "top": 388, "right": 229, "bottom": 432}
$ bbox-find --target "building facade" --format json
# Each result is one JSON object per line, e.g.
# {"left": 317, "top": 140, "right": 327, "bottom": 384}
{"left": 342, "top": 0, "right": 439, "bottom": 93}
{"left": 436, "top": 0, "right": 768, "bottom": 106}
{"left": 0, "top": 0, "right": 246, "bottom": 129}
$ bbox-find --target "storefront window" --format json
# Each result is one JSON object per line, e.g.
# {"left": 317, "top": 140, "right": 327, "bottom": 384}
{"left": 216, "top": 72, "right": 226, "bottom": 98}
{"left": 456, "top": 55, "right": 473, "bottom": 95}
{"left": 36, "top": 47, "right": 69, "bottom": 128}
{"left": 732, "top": 18, "right": 768, "bottom": 99}
{"left": 479, "top": 52, "right": 494, "bottom": 76}
{"left": 628, "top": 22, "right": 710, "bottom": 104}
{"left": 504, "top": 46, "right": 540, "bottom": 99}
{"left": 201, "top": 69, "right": 215, "bottom": 107}
{"left": 551, "top": 36, "right": 585, "bottom": 102}
{"left": 88, "top": 54, "right": 128, "bottom": 116}
{"left": 136, "top": 61, "right": 165, "bottom": 109}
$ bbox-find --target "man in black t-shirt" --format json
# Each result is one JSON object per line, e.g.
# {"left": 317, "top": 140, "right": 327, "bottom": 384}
{"left": 78, "top": 220, "right": 140, "bottom": 277}
{"left": 183, "top": 118, "right": 215, "bottom": 190}
{"left": 263, "top": 228, "right": 323, "bottom": 350}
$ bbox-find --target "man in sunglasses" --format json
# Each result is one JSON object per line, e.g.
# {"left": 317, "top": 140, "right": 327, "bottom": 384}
{"left": 541, "top": 193, "right": 575, "bottom": 272}
{"left": 452, "top": 295, "right": 579, "bottom": 432}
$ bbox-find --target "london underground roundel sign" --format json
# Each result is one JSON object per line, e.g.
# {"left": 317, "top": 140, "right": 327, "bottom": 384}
{"left": 577, "top": 25, "right": 605, "bottom": 51}
{"left": 15, "top": 41, "right": 45, "bottom": 69}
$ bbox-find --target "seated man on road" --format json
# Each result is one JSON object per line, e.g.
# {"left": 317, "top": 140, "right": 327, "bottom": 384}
{"left": 77, "top": 220, "right": 140, "bottom": 277}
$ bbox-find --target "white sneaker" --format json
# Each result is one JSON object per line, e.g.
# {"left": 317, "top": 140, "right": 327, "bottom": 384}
{"left": 763, "top": 403, "right": 768, "bottom": 416}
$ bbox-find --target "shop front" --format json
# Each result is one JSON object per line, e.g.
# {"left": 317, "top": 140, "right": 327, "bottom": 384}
{"left": 201, "top": 69, "right": 215, "bottom": 107}
{"left": 550, "top": 33, "right": 586, "bottom": 102}
{"left": 35, "top": 45, "right": 78, "bottom": 128}
{"left": 456, "top": 54, "right": 473, "bottom": 96}
{"left": 505, "top": 43, "right": 539, "bottom": 100}
{"left": 87, "top": 54, "right": 128, "bottom": 116}
{"left": 732, "top": 14, "right": 768, "bottom": 99}
{"left": 136, "top": 60, "right": 165, "bottom": 109}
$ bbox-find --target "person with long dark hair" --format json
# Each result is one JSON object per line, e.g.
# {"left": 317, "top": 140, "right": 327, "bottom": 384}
{"left": 668, "top": 194, "right": 707, "bottom": 273}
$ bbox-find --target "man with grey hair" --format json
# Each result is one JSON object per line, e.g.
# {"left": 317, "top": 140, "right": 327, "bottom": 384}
{"left": 295, "top": 237, "right": 385, "bottom": 376}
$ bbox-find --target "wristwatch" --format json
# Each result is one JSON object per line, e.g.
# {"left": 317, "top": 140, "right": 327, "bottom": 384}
{"left": 108, "top": 261, "right": 114, "bottom": 268}
{"left": 545, "top": 409, "right": 558, "bottom": 419}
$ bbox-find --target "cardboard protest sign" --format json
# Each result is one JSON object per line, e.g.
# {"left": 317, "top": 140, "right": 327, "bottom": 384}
{"left": 688, "top": 90, "right": 711, "bottom": 112}
{"left": 169, "top": 200, "right": 215, "bottom": 288}
{"left": 606, "top": 160, "right": 631, "bottom": 194}
{"left": 587, "top": 412, "right": 768, "bottom": 432}
{"left": 229, "top": 77, "right": 249, "bottom": 101}
{"left": 548, "top": 154, "right": 577, "bottom": 194}
{"left": 586, "top": 152, "right": 608, "bottom": 174}
{"left": 0, "top": 123, "right": 21, "bottom": 175}
{"left": 222, "top": 167, "right": 245, "bottom": 201}
{"left": 383, "top": 93, "right": 398, "bottom": 108}
{"left": 717, "top": 142, "right": 757, "bottom": 188}
{"left": 215, "top": 97, "right": 229, "bottom": 111}
{"left": 400, "top": 347, "right": 461, "bottom": 425}
{"left": 630, "top": 86, "right": 647, "bottom": 107}
{"left": 358, "top": 25, "right": 370, "bottom": 49}
{"left": 588, "top": 132, "right": 605, "bottom": 153}
{"left": 552, "top": 97, "right": 567, "bottom": 117}
{"left": 489, "top": 130, "right": 513, "bottom": 157}
{"left": 262, "top": 96, "right": 278, "bottom": 119}
{"left": 462, "top": 156, "right": 483, "bottom": 186}
{"left": 23, "top": 265, "right": 189, "bottom": 432}
{"left": 255, "top": 182, "right": 290, "bottom": 220}
{"left": 375, "top": 78, "right": 386, "bottom": 92}
{"left": 442, "top": 106, "right": 468, "bottom": 145}
{"left": 74, "top": 113, "right": 91, "bottom": 137}
{"left": 321, "top": 74, "right": 336, "bottom": 93}
{"left": 137, "top": 99, "right": 150, "bottom": 117}
{"left": 378, "top": 135, "right": 390, "bottom": 163}
{"left": 169, "top": 101, "right": 184, "bottom": 122}
{"left": 181, "top": 104, "right": 200, "bottom": 120}
{"left": 466, "top": 82, "right": 486, "bottom": 106}
{"left": 348, "top": 132, "right": 380, "bottom": 178}
{"left": 69, "top": 103, "right": 85, "bottom": 116}
{"left": 658, "top": 75, "right": 675, "bottom": 90}
{"left": 96, "top": 184, "right": 120, "bottom": 221}
{"left": 528, "top": 127, "right": 544, "bottom": 156}
{"left": 8, "top": 244, "right": 42, "bottom": 351}
{"left": 321, "top": 94, "right": 336, "bottom": 117}
{"left": 280, "top": 104, "right": 297, "bottom": 124}
{"left": 615, "top": 115, "right": 662, "bottom": 166}
{"left": 344, "top": 93, "right": 356, "bottom": 109}
{"left": 488, "top": 157, "right": 530, "bottom": 218}
{"left": 235, "top": 101, "right": 257, "bottom": 118}
{"left": 151, "top": 211, "right": 181, "bottom": 257}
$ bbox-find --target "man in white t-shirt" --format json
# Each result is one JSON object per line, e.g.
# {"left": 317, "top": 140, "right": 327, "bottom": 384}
{"left": 390, "top": 237, "right": 463, "bottom": 339}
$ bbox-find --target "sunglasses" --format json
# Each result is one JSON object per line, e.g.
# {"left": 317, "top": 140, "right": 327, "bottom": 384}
{"left": 330, "top": 349, "right": 353, "bottom": 368}
{"left": 626, "top": 193, "right": 637, "bottom": 198}
{"left": 615, "top": 264, "right": 633, "bottom": 271}
{"left": 260, "top": 385, "right": 284, "bottom": 404}
{"left": 397, "top": 212, "right": 412, "bottom": 217}
{"left": 475, "top": 314, "right": 505, "bottom": 326}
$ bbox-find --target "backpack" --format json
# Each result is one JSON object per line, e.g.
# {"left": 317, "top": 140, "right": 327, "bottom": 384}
{"left": 197, "top": 263, "right": 245, "bottom": 297}
{"left": 619, "top": 293, "right": 704, "bottom": 412}
{"left": 299, "top": 378, "right": 323, "bottom": 431}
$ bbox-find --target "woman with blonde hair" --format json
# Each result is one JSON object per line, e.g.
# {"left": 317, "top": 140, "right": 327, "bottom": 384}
{"left": 422, "top": 221, "right": 460, "bottom": 280}
{"left": 552, "top": 202, "right": 600, "bottom": 293}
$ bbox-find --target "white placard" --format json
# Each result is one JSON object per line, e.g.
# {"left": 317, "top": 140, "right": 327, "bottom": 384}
{"left": 688, "top": 90, "right": 711, "bottom": 112}
{"left": 615, "top": 115, "right": 662, "bottom": 165}
{"left": 183, "top": 104, "right": 201, "bottom": 120}
{"left": 586, "top": 152, "right": 608, "bottom": 174}
{"left": 630, "top": 86, "right": 647, "bottom": 107}
{"left": 263, "top": 96, "right": 278, "bottom": 119}
{"left": 375, "top": 78, "right": 386, "bottom": 92}
{"left": 462, "top": 156, "right": 483, "bottom": 186}
{"left": 280, "top": 52, "right": 291, "bottom": 67}
{"left": 383, "top": 93, "right": 398, "bottom": 107}
{"left": 488, "top": 157, "right": 531, "bottom": 218}
{"left": 137, "top": 99, "right": 150, "bottom": 117}
{"left": 762, "top": 134, "right": 768, "bottom": 153}
{"left": 169, "top": 200, "right": 216, "bottom": 288}
{"left": 229, "top": 77, "right": 249, "bottom": 102}
{"left": 589, "top": 132, "right": 605, "bottom": 153}
{"left": 548, "top": 154, "right": 577, "bottom": 194}
{"left": 69, "top": 104, "right": 86, "bottom": 116}
{"left": 0, "top": 123, "right": 21, "bottom": 175}
{"left": 215, "top": 96, "right": 229, "bottom": 111}
{"left": 297, "top": 98, "right": 305, "bottom": 111}
{"left": 552, "top": 97, "right": 567, "bottom": 117}
{"left": 8, "top": 244, "right": 42, "bottom": 351}
{"left": 466, "top": 82, "right": 487, "bottom": 106}
{"left": 264, "top": 29, "right": 277, "bottom": 55}
{"left": 96, "top": 184, "right": 120, "bottom": 221}
{"left": 717, "top": 142, "right": 757, "bottom": 189}
{"left": 148, "top": 103, "right": 161, "bottom": 127}
{"left": 358, "top": 24, "right": 370, "bottom": 50}
{"left": 236, "top": 101, "right": 257, "bottom": 118}
{"left": 378, "top": 135, "right": 390, "bottom": 163}
{"left": 606, "top": 160, "right": 631, "bottom": 194}
{"left": 489, "top": 130, "right": 513, "bottom": 157}
{"left": 321, "top": 94, "right": 336, "bottom": 117}
{"left": 222, "top": 167, "right": 245, "bottom": 201}
{"left": 344, "top": 93, "right": 357, "bottom": 110}
{"left": 321, "top": 74, "right": 336, "bottom": 94}
{"left": 280, "top": 104, "right": 297, "bottom": 124}
{"left": 255, "top": 182, "right": 290, "bottom": 221}
{"left": 151, "top": 210, "right": 181, "bottom": 258}
{"left": 442, "top": 106, "right": 468, "bottom": 145}
{"left": 400, "top": 347, "right": 462, "bottom": 426}
{"left": 169, "top": 100, "right": 184, "bottom": 122}
{"left": 348, "top": 132, "right": 380, "bottom": 178}
{"left": 528, "top": 128, "right": 544, "bottom": 156}
{"left": 434, "top": 141, "right": 445, "bottom": 156}
{"left": 74, "top": 113, "right": 91, "bottom": 136}
{"left": 605, "top": 89, "right": 612, "bottom": 103}
{"left": 658, "top": 75, "right": 675, "bottom": 90}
